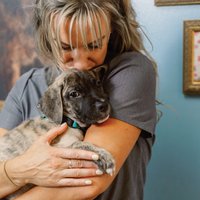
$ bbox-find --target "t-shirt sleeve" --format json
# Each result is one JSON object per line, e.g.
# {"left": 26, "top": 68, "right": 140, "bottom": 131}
{"left": 0, "top": 79, "right": 24, "bottom": 130}
{"left": 0, "top": 68, "right": 46, "bottom": 130}
{"left": 104, "top": 52, "right": 157, "bottom": 137}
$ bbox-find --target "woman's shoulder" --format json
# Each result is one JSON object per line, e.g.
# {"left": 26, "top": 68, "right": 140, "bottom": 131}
{"left": 17, "top": 67, "right": 46, "bottom": 85}
{"left": 108, "top": 51, "right": 154, "bottom": 71}
{"left": 12, "top": 67, "right": 48, "bottom": 101}
{"left": 104, "top": 52, "right": 157, "bottom": 136}
{"left": 106, "top": 51, "right": 156, "bottom": 82}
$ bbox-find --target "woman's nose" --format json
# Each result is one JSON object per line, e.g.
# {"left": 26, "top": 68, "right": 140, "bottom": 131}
{"left": 71, "top": 48, "right": 91, "bottom": 70}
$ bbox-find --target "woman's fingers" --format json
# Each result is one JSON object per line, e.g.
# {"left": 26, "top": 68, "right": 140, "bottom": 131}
{"left": 14, "top": 125, "right": 103, "bottom": 187}
{"left": 65, "top": 159, "right": 97, "bottom": 169}
{"left": 61, "top": 168, "right": 103, "bottom": 178}
{"left": 48, "top": 157, "right": 98, "bottom": 170}
{"left": 49, "top": 168, "right": 104, "bottom": 186}
{"left": 39, "top": 125, "right": 99, "bottom": 162}
{"left": 57, "top": 178, "right": 93, "bottom": 186}
{"left": 56, "top": 148, "right": 99, "bottom": 161}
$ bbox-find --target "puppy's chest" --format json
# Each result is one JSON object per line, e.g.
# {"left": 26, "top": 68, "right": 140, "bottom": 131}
{"left": 25, "top": 117, "right": 85, "bottom": 147}
{"left": 0, "top": 117, "right": 84, "bottom": 161}
{"left": 52, "top": 127, "right": 84, "bottom": 148}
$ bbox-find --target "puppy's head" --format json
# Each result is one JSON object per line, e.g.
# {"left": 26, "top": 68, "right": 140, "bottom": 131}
{"left": 38, "top": 67, "right": 110, "bottom": 127}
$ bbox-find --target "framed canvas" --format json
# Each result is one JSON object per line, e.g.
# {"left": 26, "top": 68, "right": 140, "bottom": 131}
{"left": 183, "top": 20, "right": 200, "bottom": 95}
{"left": 155, "top": 0, "right": 200, "bottom": 6}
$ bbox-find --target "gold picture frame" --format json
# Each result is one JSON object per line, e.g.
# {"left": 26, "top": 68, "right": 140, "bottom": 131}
{"left": 155, "top": 0, "right": 200, "bottom": 6}
{"left": 183, "top": 20, "right": 200, "bottom": 95}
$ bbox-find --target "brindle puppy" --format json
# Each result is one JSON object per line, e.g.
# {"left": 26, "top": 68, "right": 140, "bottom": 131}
{"left": 0, "top": 67, "right": 115, "bottom": 200}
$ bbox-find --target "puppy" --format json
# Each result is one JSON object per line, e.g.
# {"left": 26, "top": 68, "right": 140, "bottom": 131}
{"left": 0, "top": 67, "right": 115, "bottom": 200}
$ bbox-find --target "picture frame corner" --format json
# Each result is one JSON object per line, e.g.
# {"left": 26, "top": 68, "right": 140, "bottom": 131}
{"left": 183, "top": 19, "right": 200, "bottom": 95}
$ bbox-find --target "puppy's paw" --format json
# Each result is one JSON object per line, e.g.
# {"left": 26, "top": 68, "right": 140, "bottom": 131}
{"left": 71, "top": 141, "right": 115, "bottom": 176}
{"left": 93, "top": 148, "right": 115, "bottom": 176}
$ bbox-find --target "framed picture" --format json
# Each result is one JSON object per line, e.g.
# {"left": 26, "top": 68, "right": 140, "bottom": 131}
{"left": 155, "top": 0, "right": 200, "bottom": 6}
{"left": 183, "top": 20, "right": 200, "bottom": 95}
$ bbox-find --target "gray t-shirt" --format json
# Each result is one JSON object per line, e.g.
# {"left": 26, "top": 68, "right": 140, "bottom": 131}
{"left": 0, "top": 51, "right": 157, "bottom": 200}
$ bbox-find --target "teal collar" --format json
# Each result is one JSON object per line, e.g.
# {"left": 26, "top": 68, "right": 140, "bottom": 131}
{"left": 41, "top": 114, "right": 88, "bottom": 133}
{"left": 63, "top": 116, "right": 88, "bottom": 133}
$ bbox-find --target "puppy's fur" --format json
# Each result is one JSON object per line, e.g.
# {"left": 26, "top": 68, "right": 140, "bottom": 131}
{"left": 0, "top": 67, "right": 115, "bottom": 200}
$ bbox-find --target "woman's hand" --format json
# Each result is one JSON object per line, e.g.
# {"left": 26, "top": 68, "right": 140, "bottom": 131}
{"left": 5, "top": 124, "right": 102, "bottom": 187}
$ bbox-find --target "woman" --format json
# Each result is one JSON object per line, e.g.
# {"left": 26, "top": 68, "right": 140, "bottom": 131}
{"left": 0, "top": 0, "right": 157, "bottom": 199}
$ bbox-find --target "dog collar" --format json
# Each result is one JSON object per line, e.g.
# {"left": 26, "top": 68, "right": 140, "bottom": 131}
{"left": 41, "top": 114, "right": 88, "bottom": 133}
{"left": 40, "top": 114, "right": 87, "bottom": 133}
{"left": 63, "top": 116, "right": 88, "bottom": 134}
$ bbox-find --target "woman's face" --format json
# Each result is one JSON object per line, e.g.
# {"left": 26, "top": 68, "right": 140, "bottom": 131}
{"left": 57, "top": 15, "right": 110, "bottom": 71}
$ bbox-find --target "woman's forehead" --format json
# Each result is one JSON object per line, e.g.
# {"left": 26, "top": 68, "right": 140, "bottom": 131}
{"left": 58, "top": 13, "right": 110, "bottom": 45}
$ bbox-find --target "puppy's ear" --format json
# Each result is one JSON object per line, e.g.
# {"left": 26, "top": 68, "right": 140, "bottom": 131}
{"left": 38, "top": 77, "right": 64, "bottom": 124}
{"left": 91, "top": 65, "right": 108, "bottom": 81}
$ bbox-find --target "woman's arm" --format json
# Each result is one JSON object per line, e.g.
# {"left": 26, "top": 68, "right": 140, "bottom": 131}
{"left": 14, "top": 118, "right": 141, "bottom": 200}
{"left": 0, "top": 126, "right": 101, "bottom": 199}
{"left": 0, "top": 128, "right": 22, "bottom": 198}
{"left": 0, "top": 161, "right": 21, "bottom": 198}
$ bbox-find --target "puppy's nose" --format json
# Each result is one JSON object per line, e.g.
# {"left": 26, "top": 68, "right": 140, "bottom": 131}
{"left": 96, "top": 101, "right": 109, "bottom": 113}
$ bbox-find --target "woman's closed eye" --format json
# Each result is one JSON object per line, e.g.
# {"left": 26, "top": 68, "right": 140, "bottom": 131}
{"left": 88, "top": 39, "right": 103, "bottom": 50}
{"left": 61, "top": 43, "right": 100, "bottom": 51}
{"left": 61, "top": 43, "right": 72, "bottom": 51}
{"left": 88, "top": 43, "right": 101, "bottom": 50}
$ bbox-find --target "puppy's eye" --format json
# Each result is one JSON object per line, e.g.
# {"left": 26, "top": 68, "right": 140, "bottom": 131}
{"left": 69, "top": 91, "right": 80, "bottom": 98}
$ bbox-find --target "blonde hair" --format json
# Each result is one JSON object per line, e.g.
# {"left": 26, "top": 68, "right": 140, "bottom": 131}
{"left": 33, "top": 0, "right": 156, "bottom": 69}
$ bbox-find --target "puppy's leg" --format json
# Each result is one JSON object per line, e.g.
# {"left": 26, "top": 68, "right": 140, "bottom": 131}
{"left": 71, "top": 141, "right": 115, "bottom": 175}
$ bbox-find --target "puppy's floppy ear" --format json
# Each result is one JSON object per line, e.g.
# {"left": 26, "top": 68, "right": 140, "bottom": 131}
{"left": 91, "top": 65, "right": 108, "bottom": 81}
{"left": 38, "top": 75, "right": 64, "bottom": 124}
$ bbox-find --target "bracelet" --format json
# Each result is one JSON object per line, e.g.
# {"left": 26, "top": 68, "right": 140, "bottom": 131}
{"left": 3, "top": 160, "right": 19, "bottom": 187}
